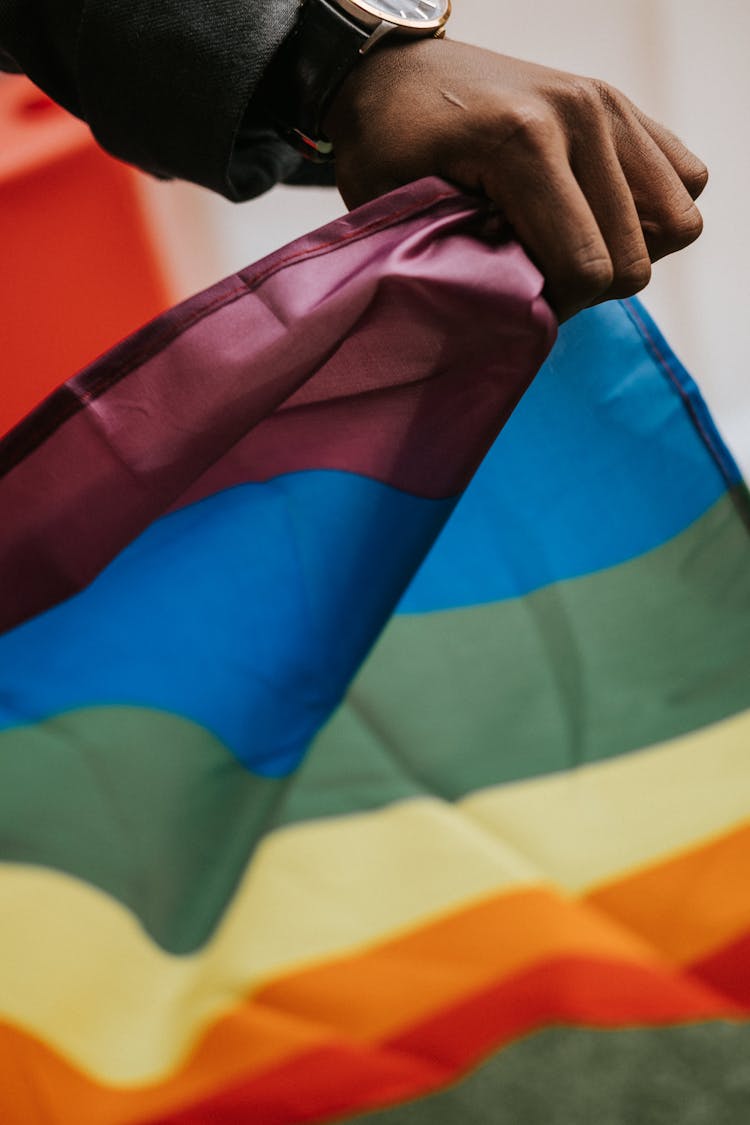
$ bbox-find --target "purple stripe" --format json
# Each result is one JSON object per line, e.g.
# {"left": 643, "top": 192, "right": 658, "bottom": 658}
{"left": 0, "top": 178, "right": 555, "bottom": 634}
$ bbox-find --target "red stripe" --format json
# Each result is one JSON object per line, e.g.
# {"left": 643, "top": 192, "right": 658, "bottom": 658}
{"left": 689, "top": 929, "right": 750, "bottom": 1007}
{"left": 387, "top": 952, "right": 743, "bottom": 1074}
{"left": 155, "top": 955, "right": 747, "bottom": 1125}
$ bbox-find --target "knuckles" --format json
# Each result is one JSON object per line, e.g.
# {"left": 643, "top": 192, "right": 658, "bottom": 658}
{"left": 673, "top": 206, "right": 704, "bottom": 245}
{"left": 555, "top": 249, "right": 653, "bottom": 320}
{"left": 684, "top": 162, "right": 709, "bottom": 200}
{"left": 651, "top": 204, "right": 705, "bottom": 253}
{"left": 492, "top": 100, "right": 559, "bottom": 150}
{"left": 610, "top": 256, "right": 652, "bottom": 298}
{"left": 566, "top": 253, "right": 615, "bottom": 303}
{"left": 555, "top": 75, "right": 622, "bottom": 127}
{"left": 562, "top": 246, "right": 652, "bottom": 311}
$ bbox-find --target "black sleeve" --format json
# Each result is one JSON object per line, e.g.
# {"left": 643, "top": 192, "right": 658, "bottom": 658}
{"left": 0, "top": 0, "right": 334, "bottom": 199}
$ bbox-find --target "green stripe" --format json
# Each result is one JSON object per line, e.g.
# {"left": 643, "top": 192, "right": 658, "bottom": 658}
{"left": 0, "top": 707, "right": 283, "bottom": 953}
{"left": 352, "top": 1021, "right": 750, "bottom": 1124}
{"left": 1, "top": 493, "right": 748, "bottom": 952}
{"left": 291, "top": 489, "right": 750, "bottom": 819}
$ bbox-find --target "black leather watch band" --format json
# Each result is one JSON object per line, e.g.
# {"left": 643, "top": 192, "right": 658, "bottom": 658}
{"left": 257, "top": 0, "right": 372, "bottom": 161}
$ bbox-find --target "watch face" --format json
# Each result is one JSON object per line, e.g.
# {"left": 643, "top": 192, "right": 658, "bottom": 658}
{"left": 340, "top": 0, "right": 451, "bottom": 32}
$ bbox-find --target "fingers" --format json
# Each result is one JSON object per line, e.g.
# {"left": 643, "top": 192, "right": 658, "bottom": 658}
{"left": 570, "top": 123, "right": 652, "bottom": 301}
{"left": 616, "top": 123, "right": 705, "bottom": 262}
{"left": 627, "top": 100, "right": 709, "bottom": 200}
{"left": 482, "top": 84, "right": 706, "bottom": 320}
{"left": 327, "top": 38, "right": 709, "bottom": 322}
{"left": 480, "top": 120, "right": 615, "bottom": 321}
{"left": 561, "top": 80, "right": 705, "bottom": 291}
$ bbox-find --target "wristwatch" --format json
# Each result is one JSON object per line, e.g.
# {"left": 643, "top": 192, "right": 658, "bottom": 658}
{"left": 259, "top": 0, "right": 452, "bottom": 161}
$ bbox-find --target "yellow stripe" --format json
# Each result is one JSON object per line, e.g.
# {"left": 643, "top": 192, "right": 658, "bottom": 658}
{"left": 0, "top": 802, "right": 539, "bottom": 1084}
{"left": 463, "top": 706, "right": 750, "bottom": 892}
{"left": 1, "top": 708, "right": 749, "bottom": 1085}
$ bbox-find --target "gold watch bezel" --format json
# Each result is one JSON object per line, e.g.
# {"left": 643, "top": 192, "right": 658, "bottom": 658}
{"left": 335, "top": 0, "right": 451, "bottom": 36}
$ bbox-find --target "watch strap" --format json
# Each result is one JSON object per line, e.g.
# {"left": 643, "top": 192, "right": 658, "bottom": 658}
{"left": 258, "top": 0, "right": 373, "bottom": 160}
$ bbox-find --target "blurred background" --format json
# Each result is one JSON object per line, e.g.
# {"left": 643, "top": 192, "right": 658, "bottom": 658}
{"left": 2, "top": 0, "right": 748, "bottom": 475}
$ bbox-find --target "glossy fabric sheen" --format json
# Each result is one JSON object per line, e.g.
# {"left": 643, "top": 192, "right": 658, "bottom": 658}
{"left": 1, "top": 179, "right": 749, "bottom": 1125}
{"left": 0, "top": 179, "right": 553, "bottom": 635}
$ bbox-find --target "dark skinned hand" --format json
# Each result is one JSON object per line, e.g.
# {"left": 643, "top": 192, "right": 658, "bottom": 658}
{"left": 324, "top": 38, "right": 708, "bottom": 322}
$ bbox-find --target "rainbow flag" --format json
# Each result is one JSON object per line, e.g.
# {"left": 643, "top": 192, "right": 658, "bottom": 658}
{"left": 1, "top": 178, "right": 749, "bottom": 1123}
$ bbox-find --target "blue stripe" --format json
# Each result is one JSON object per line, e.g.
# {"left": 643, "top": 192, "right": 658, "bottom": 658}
{"left": 0, "top": 473, "right": 453, "bottom": 775}
{"left": 0, "top": 299, "right": 738, "bottom": 778}
{"left": 397, "top": 299, "right": 735, "bottom": 614}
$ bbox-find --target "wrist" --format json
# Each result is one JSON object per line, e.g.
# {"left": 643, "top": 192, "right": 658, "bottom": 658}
{"left": 323, "top": 35, "right": 443, "bottom": 149}
{"left": 259, "top": 0, "right": 450, "bottom": 161}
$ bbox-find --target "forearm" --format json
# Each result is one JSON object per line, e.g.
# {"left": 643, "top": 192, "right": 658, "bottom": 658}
{"left": 0, "top": 0, "right": 312, "bottom": 199}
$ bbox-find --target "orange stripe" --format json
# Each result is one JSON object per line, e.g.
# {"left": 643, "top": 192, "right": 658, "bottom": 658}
{"left": 3, "top": 949, "right": 742, "bottom": 1125}
{"left": 254, "top": 886, "right": 655, "bottom": 1040}
{"left": 0, "top": 887, "right": 654, "bottom": 1122}
{"left": 586, "top": 821, "right": 750, "bottom": 964}
{"left": 156, "top": 957, "right": 744, "bottom": 1125}
{"left": 0, "top": 1000, "right": 330, "bottom": 1125}
{"left": 4, "top": 860, "right": 749, "bottom": 1124}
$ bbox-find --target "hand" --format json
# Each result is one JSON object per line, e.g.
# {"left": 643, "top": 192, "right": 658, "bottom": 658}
{"left": 324, "top": 38, "right": 708, "bottom": 322}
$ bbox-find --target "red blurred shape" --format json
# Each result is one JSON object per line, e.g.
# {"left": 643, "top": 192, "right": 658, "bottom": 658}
{"left": 0, "top": 76, "right": 173, "bottom": 436}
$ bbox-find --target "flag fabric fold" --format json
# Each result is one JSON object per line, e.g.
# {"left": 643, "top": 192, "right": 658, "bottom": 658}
{"left": 0, "top": 177, "right": 748, "bottom": 1124}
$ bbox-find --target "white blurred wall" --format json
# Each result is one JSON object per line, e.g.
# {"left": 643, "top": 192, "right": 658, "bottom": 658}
{"left": 144, "top": 0, "right": 750, "bottom": 474}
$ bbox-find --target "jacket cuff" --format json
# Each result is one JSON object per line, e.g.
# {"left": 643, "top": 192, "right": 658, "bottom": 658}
{"left": 77, "top": 0, "right": 302, "bottom": 200}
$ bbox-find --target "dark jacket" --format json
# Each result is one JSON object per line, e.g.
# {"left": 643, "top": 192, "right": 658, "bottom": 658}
{"left": 0, "top": 0, "right": 331, "bottom": 198}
